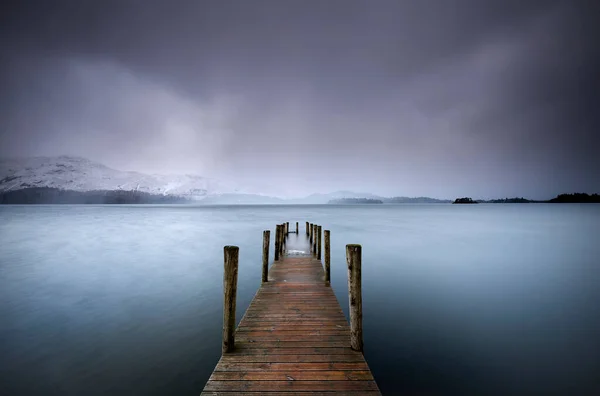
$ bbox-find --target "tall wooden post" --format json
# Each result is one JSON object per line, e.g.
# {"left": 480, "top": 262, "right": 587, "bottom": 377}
{"left": 324, "top": 230, "right": 330, "bottom": 283}
{"left": 223, "top": 246, "right": 239, "bottom": 354}
{"left": 309, "top": 223, "right": 313, "bottom": 242}
{"left": 306, "top": 221, "right": 309, "bottom": 236}
{"left": 262, "top": 230, "right": 270, "bottom": 282}
{"left": 286, "top": 222, "right": 289, "bottom": 236}
{"left": 274, "top": 225, "right": 280, "bottom": 261}
{"left": 313, "top": 224, "right": 317, "bottom": 254}
{"left": 280, "top": 224, "right": 285, "bottom": 256}
{"left": 296, "top": 222, "right": 298, "bottom": 234}
{"left": 346, "top": 244, "right": 363, "bottom": 352}
{"left": 317, "top": 225, "right": 322, "bottom": 260}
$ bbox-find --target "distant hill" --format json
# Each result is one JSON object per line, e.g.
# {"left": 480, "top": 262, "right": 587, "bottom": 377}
{"left": 0, "top": 155, "right": 238, "bottom": 200}
{"left": 328, "top": 198, "right": 383, "bottom": 204}
{"left": 455, "top": 193, "right": 600, "bottom": 204}
{"left": 384, "top": 196, "right": 451, "bottom": 203}
{"left": 4, "top": 157, "right": 596, "bottom": 205}
{"left": 0, "top": 187, "right": 189, "bottom": 204}
{"left": 198, "top": 193, "right": 285, "bottom": 205}
{"left": 289, "top": 191, "right": 386, "bottom": 204}
{"left": 477, "top": 197, "right": 537, "bottom": 203}
{"left": 548, "top": 193, "right": 600, "bottom": 203}
{"left": 289, "top": 191, "right": 451, "bottom": 204}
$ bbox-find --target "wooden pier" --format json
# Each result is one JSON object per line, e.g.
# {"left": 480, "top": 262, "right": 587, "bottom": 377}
{"left": 202, "top": 222, "right": 381, "bottom": 395}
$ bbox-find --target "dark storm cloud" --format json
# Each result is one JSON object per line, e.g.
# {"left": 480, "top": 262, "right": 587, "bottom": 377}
{"left": 1, "top": 0, "right": 598, "bottom": 198}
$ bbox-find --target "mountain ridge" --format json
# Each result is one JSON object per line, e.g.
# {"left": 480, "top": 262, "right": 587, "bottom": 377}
{"left": 0, "top": 155, "right": 238, "bottom": 199}
{"left": 2, "top": 157, "right": 595, "bottom": 205}
{"left": 0, "top": 156, "right": 455, "bottom": 204}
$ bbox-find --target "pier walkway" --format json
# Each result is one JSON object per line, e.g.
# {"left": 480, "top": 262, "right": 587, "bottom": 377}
{"left": 202, "top": 222, "right": 381, "bottom": 395}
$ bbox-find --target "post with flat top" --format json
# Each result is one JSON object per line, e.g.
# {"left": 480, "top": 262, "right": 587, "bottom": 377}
{"left": 313, "top": 224, "right": 317, "bottom": 254}
{"left": 286, "top": 222, "right": 289, "bottom": 236}
{"left": 324, "top": 230, "right": 331, "bottom": 284}
{"left": 317, "top": 225, "right": 322, "bottom": 260}
{"left": 346, "top": 244, "right": 363, "bottom": 352}
{"left": 280, "top": 224, "right": 285, "bottom": 255}
{"left": 296, "top": 222, "right": 298, "bottom": 234}
{"left": 274, "top": 225, "right": 280, "bottom": 261}
{"left": 280, "top": 225, "right": 284, "bottom": 258}
{"left": 309, "top": 223, "right": 313, "bottom": 242}
{"left": 262, "top": 230, "right": 270, "bottom": 282}
{"left": 222, "top": 246, "right": 239, "bottom": 354}
{"left": 306, "top": 221, "right": 309, "bottom": 236}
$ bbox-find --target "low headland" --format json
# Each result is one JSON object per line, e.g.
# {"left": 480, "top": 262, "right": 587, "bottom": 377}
{"left": 1, "top": 187, "right": 599, "bottom": 205}
{"left": 328, "top": 198, "right": 383, "bottom": 204}
{"left": 453, "top": 193, "right": 600, "bottom": 204}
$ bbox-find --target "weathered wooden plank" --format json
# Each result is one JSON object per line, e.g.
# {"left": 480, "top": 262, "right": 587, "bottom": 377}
{"left": 214, "top": 362, "right": 371, "bottom": 372}
{"left": 203, "top": 380, "right": 380, "bottom": 392}
{"left": 236, "top": 335, "right": 351, "bottom": 343}
{"left": 218, "top": 354, "right": 365, "bottom": 363}
{"left": 232, "top": 339, "right": 350, "bottom": 349}
{"left": 244, "top": 307, "right": 344, "bottom": 311}
{"left": 239, "top": 319, "right": 349, "bottom": 324}
{"left": 236, "top": 323, "right": 349, "bottom": 330}
{"left": 242, "top": 314, "right": 345, "bottom": 319}
{"left": 235, "top": 330, "right": 350, "bottom": 336}
{"left": 201, "top": 392, "right": 382, "bottom": 396}
{"left": 229, "top": 347, "right": 360, "bottom": 355}
{"left": 209, "top": 370, "right": 374, "bottom": 380}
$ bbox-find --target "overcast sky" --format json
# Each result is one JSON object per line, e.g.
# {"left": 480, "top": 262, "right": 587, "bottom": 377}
{"left": 0, "top": 0, "right": 598, "bottom": 199}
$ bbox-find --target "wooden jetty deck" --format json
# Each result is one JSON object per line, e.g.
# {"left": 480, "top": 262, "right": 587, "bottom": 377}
{"left": 202, "top": 222, "right": 381, "bottom": 395}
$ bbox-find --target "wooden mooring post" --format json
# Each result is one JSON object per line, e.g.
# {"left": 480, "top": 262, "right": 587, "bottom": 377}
{"left": 317, "top": 225, "right": 322, "bottom": 260}
{"left": 309, "top": 222, "right": 313, "bottom": 242}
{"left": 274, "top": 225, "right": 280, "bottom": 261}
{"left": 280, "top": 223, "right": 285, "bottom": 255}
{"left": 203, "top": 225, "right": 379, "bottom": 394}
{"left": 312, "top": 224, "right": 317, "bottom": 254}
{"left": 262, "top": 230, "right": 269, "bottom": 282}
{"left": 286, "top": 222, "right": 289, "bottom": 236}
{"left": 306, "top": 221, "right": 309, "bottom": 236}
{"left": 324, "top": 229, "right": 330, "bottom": 283}
{"left": 346, "top": 244, "right": 363, "bottom": 352}
{"left": 222, "top": 245, "right": 239, "bottom": 354}
{"left": 295, "top": 221, "right": 298, "bottom": 234}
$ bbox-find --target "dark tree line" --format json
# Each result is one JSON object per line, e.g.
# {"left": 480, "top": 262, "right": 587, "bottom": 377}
{"left": 328, "top": 198, "right": 383, "bottom": 204}
{"left": 452, "top": 193, "right": 600, "bottom": 204}
{"left": 548, "top": 193, "right": 600, "bottom": 203}
{"left": 0, "top": 187, "right": 190, "bottom": 204}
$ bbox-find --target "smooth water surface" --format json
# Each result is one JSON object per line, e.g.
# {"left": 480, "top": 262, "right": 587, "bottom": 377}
{"left": 1, "top": 204, "right": 599, "bottom": 395}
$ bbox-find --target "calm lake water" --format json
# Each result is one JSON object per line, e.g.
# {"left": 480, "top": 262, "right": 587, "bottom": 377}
{"left": 1, "top": 204, "right": 599, "bottom": 395}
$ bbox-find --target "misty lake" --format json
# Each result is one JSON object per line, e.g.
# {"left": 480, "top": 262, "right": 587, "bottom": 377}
{"left": 1, "top": 204, "right": 599, "bottom": 395}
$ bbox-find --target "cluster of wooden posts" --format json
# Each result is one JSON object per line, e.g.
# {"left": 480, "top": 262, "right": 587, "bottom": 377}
{"left": 222, "top": 220, "right": 363, "bottom": 353}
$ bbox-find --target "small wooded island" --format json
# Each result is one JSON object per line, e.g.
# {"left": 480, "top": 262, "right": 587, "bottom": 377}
{"left": 328, "top": 198, "right": 384, "bottom": 204}
{"left": 451, "top": 193, "right": 600, "bottom": 204}
{"left": 453, "top": 197, "right": 478, "bottom": 204}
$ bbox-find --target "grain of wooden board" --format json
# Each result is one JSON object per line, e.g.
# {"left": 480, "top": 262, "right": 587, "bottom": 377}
{"left": 202, "top": 229, "right": 381, "bottom": 394}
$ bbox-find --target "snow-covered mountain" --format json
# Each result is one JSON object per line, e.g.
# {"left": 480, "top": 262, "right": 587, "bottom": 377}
{"left": 0, "top": 156, "right": 238, "bottom": 199}
{"left": 0, "top": 156, "right": 452, "bottom": 204}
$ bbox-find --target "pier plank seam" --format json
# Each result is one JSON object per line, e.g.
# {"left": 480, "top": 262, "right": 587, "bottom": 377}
{"left": 202, "top": 225, "right": 380, "bottom": 395}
